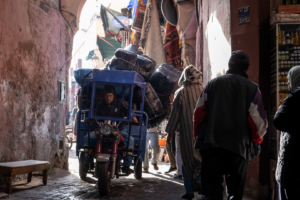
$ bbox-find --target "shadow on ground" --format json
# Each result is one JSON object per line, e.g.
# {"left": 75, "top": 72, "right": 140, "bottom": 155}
{"left": 4, "top": 144, "right": 188, "bottom": 200}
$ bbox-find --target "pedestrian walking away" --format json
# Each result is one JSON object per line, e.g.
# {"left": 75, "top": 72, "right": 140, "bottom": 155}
{"left": 173, "top": 130, "right": 183, "bottom": 179}
{"left": 143, "top": 127, "right": 160, "bottom": 172}
{"left": 273, "top": 65, "right": 300, "bottom": 200}
{"left": 194, "top": 50, "right": 268, "bottom": 200}
{"left": 166, "top": 65, "right": 203, "bottom": 200}
{"left": 165, "top": 130, "right": 177, "bottom": 174}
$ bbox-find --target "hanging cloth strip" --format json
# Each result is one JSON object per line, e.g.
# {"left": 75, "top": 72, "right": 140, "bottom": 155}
{"left": 140, "top": 0, "right": 166, "bottom": 65}
{"left": 163, "top": 22, "right": 182, "bottom": 71}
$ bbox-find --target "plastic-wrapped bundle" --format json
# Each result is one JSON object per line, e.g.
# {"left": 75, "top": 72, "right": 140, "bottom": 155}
{"left": 157, "top": 95, "right": 171, "bottom": 110}
{"left": 140, "top": 54, "right": 156, "bottom": 65}
{"left": 113, "top": 49, "right": 156, "bottom": 74}
{"left": 124, "top": 44, "right": 143, "bottom": 55}
{"left": 74, "top": 68, "right": 93, "bottom": 87}
{"left": 110, "top": 57, "right": 152, "bottom": 81}
{"left": 133, "top": 83, "right": 166, "bottom": 127}
{"left": 136, "top": 55, "right": 156, "bottom": 73}
{"left": 149, "top": 64, "right": 181, "bottom": 96}
{"left": 115, "top": 48, "right": 137, "bottom": 64}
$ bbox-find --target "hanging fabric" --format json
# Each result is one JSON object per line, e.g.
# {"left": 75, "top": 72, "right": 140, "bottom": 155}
{"left": 163, "top": 22, "right": 182, "bottom": 71}
{"left": 140, "top": 0, "right": 166, "bottom": 65}
{"left": 130, "top": 0, "right": 147, "bottom": 32}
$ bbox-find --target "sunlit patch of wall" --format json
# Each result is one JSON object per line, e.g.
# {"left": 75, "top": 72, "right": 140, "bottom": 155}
{"left": 206, "top": 12, "right": 231, "bottom": 80}
{"left": 201, "top": 0, "right": 231, "bottom": 85}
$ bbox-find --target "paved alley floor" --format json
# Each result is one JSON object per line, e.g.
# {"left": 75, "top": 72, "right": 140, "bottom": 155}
{"left": 1, "top": 144, "right": 203, "bottom": 200}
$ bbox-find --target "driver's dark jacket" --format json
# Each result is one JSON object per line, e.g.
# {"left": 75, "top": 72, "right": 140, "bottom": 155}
{"left": 94, "top": 98, "right": 129, "bottom": 130}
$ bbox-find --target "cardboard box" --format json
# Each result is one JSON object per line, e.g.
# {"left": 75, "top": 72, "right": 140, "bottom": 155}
{"left": 278, "top": 5, "right": 300, "bottom": 13}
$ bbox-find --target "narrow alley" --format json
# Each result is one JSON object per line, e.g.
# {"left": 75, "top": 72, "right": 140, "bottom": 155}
{"left": 2, "top": 0, "right": 300, "bottom": 199}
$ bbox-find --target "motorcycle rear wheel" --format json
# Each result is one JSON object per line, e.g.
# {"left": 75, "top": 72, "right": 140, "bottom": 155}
{"left": 98, "top": 162, "right": 110, "bottom": 196}
{"left": 79, "top": 152, "right": 87, "bottom": 179}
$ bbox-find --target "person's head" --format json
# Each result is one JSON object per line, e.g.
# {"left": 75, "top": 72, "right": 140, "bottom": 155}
{"left": 287, "top": 65, "right": 300, "bottom": 90}
{"left": 103, "top": 85, "right": 116, "bottom": 104}
{"left": 228, "top": 50, "right": 250, "bottom": 72}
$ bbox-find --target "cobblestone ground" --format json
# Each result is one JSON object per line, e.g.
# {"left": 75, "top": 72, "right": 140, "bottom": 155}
{"left": 1, "top": 144, "right": 204, "bottom": 200}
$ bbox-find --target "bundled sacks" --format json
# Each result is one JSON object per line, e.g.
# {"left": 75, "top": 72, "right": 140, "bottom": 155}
{"left": 149, "top": 64, "right": 181, "bottom": 96}
{"left": 110, "top": 57, "right": 152, "bottom": 81}
{"left": 109, "top": 48, "right": 181, "bottom": 128}
{"left": 115, "top": 48, "right": 137, "bottom": 64}
{"left": 110, "top": 49, "right": 156, "bottom": 80}
{"left": 133, "top": 83, "right": 165, "bottom": 127}
{"left": 140, "top": 54, "right": 156, "bottom": 66}
{"left": 124, "top": 44, "right": 143, "bottom": 55}
{"left": 133, "top": 82, "right": 163, "bottom": 120}
{"left": 149, "top": 64, "right": 181, "bottom": 109}
{"left": 136, "top": 55, "right": 156, "bottom": 73}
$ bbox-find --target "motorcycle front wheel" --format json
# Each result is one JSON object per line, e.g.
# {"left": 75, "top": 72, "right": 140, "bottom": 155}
{"left": 98, "top": 162, "right": 110, "bottom": 196}
{"left": 134, "top": 158, "right": 142, "bottom": 179}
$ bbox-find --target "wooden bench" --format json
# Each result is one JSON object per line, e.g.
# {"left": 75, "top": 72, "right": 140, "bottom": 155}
{"left": 0, "top": 160, "right": 50, "bottom": 194}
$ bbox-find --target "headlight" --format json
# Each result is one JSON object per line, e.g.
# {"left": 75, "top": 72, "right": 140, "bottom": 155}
{"left": 94, "top": 129, "right": 101, "bottom": 136}
{"left": 101, "top": 124, "right": 112, "bottom": 135}
{"left": 112, "top": 129, "right": 119, "bottom": 136}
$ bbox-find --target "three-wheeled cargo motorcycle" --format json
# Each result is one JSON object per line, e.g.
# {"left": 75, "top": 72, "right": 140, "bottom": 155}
{"left": 75, "top": 69, "right": 148, "bottom": 196}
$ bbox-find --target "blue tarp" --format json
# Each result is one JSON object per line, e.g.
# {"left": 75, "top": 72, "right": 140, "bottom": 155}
{"left": 86, "top": 50, "right": 94, "bottom": 61}
{"left": 74, "top": 68, "right": 93, "bottom": 87}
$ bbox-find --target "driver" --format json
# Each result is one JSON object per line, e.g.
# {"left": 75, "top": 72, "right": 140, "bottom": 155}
{"left": 95, "top": 85, "right": 137, "bottom": 173}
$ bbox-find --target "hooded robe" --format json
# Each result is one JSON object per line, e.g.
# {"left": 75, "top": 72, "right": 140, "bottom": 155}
{"left": 166, "top": 65, "right": 203, "bottom": 181}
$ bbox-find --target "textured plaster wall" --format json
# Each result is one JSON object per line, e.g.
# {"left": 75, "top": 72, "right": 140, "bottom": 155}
{"left": 0, "top": 0, "right": 72, "bottom": 173}
{"left": 200, "top": 0, "right": 231, "bottom": 85}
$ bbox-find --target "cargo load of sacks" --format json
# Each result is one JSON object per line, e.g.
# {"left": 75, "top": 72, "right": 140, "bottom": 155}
{"left": 108, "top": 46, "right": 181, "bottom": 128}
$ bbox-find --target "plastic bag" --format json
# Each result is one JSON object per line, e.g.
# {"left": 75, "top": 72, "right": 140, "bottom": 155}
{"left": 149, "top": 64, "right": 181, "bottom": 96}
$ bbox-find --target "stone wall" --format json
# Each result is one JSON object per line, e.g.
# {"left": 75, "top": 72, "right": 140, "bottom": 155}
{"left": 0, "top": 0, "right": 72, "bottom": 176}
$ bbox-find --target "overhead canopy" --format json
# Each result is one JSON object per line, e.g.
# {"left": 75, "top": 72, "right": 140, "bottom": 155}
{"left": 97, "top": 37, "right": 121, "bottom": 61}
{"left": 100, "top": 5, "right": 123, "bottom": 37}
